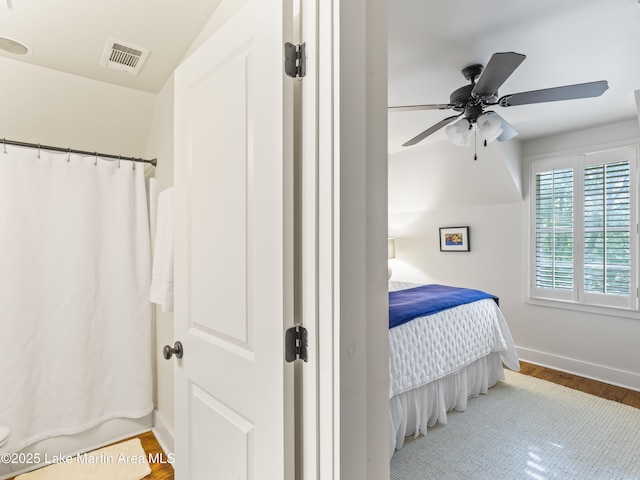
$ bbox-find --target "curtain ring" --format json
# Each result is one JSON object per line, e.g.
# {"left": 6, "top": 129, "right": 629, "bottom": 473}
{"left": 132, "top": 158, "right": 136, "bottom": 170}
{"left": 37, "top": 144, "right": 41, "bottom": 159}
{"left": 2, "top": 138, "right": 6, "bottom": 154}
{"left": 67, "top": 148, "right": 71, "bottom": 163}
{"left": 118, "top": 155, "right": 121, "bottom": 168}
{"left": 94, "top": 152, "right": 98, "bottom": 166}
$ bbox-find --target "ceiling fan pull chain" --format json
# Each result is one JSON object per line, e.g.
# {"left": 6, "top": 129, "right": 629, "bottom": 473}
{"left": 474, "top": 128, "right": 478, "bottom": 161}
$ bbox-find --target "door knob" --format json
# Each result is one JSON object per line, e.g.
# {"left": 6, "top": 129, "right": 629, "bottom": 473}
{"left": 163, "top": 341, "right": 183, "bottom": 360}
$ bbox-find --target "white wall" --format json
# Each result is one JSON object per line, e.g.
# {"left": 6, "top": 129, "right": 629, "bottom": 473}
{"left": 389, "top": 119, "right": 640, "bottom": 391}
{"left": 0, "top": 56, "right": 154, "bottom": 155}
{"left": 143, "top": 75, "right": 175, "bottom": 449}
{"left": 389, "top": 203, "right": 522, "bottom": 310}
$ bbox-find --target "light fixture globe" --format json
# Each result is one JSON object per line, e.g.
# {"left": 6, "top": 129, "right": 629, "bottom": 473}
{"left": 477, "top": 112, "right": 504, "bottom": 143}
{"left": 445, "top": 118, "right": 472, "bottom": 147}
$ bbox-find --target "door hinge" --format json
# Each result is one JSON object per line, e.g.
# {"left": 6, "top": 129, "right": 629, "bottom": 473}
{"left": 285, "top": 325, "right": 308, "bottom": 362}
{"left": 284, "top": 42, "right": 306, "bottom": 79}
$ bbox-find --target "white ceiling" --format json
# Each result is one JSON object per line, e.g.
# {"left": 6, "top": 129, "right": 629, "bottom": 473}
{"left": 388, "top": 0, "right": 640, "bottom": 153}
{"left": 2, "top": 0, "right": 639, "bottom": 152}
{"left": 0, "top": 0, "right": 223, "bottom": 93}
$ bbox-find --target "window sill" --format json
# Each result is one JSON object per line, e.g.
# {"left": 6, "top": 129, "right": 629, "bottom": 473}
{"left": 526, "top": 296, "right": 640, "bottom": 320}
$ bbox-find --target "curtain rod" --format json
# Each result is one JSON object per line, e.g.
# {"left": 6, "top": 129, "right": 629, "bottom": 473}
{"left": 1, "top": 138, "right": 157, "bottom": 167}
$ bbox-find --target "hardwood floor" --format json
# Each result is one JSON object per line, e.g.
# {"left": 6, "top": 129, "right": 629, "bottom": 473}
{"left": 136, "top": 430, "right": 174, "bottom": 480}
{"left": 519, "top": 361, "right": 640, "bottom": 409}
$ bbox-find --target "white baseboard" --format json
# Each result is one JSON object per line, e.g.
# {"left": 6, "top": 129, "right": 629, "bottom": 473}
{"left": 152, "top": 409, "right": 174, "bottom": 455}
{"left": 517, "top": 347, "right": 640, "bottom": 392}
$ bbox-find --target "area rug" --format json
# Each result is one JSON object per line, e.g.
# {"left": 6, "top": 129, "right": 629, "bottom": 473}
{"left": 391, "top": 370, "right": 640, "bottom": 480}
{"left": 15, "top": 438, "right": 151, "bottom": 480}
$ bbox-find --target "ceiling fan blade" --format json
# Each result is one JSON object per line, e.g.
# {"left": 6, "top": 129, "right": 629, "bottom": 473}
{"left": 499, "top": 80, "right": 609, "bottom": 107}
{"left": 388, "top": 104, "right": 452, "bottom": 112}
{"left": 402, "top": 114, "right": 462, "bottom": 147}
{"left": 472, "top": 52, "right": 526, "bottom": 98}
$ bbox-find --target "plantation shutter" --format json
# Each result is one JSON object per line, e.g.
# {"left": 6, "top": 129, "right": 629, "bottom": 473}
{"left": 534, "top": 167, "right": 574, "bottom": 298}
{"left": 583, "top": 161, "right": 631, "bottom": 296}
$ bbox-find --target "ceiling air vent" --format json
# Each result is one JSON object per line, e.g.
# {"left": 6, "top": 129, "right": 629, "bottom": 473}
{"left": 101, "top": 38, "right": 149, "bottom": 75}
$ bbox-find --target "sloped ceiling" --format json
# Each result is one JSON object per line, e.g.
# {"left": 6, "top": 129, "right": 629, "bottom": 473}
{"left": 388, "top": 139, "right": 523, "bottom": 214}
{"left": 0, "top": 0, "right": 223, "bottom": 93}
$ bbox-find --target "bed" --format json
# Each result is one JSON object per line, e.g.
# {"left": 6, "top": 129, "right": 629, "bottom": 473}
{"left": 388, "top": 281, "right": 520, "bottom": 456}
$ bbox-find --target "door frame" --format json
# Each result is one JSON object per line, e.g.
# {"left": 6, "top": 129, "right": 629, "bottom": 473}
{"left": 299, "top": 0, "right": 389, "bottom": 478}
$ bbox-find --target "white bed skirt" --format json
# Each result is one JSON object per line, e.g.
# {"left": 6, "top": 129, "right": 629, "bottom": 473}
{"left": 389, "top": 352, "right": 505, "bottom": 456}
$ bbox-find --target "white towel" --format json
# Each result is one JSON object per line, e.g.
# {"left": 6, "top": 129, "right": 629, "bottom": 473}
{"left": 150, "top": 187, "right": 174, "bottom": 312}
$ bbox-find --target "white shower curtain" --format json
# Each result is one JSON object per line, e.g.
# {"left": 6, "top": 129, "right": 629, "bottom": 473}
{"left": 0, "top": 145, "right": 153, "bottom": 453}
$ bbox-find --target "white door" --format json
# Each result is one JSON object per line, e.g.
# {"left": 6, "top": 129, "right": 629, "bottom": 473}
{"left": 173, "top": 0, "right": 295, "bottom": 478}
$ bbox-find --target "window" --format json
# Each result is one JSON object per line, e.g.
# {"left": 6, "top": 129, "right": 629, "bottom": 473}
{"left": 530, "top": 146, "right": 638, "bottom": 310}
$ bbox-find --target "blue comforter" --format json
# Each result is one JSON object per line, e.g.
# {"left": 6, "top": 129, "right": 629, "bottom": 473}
{"left": 389, "top": 284, "right": 498, "bottom": 329}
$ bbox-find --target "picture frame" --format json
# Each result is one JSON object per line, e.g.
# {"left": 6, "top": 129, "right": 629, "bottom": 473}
{"left": 439, "top": 226, "right": 470, "bottom": 252}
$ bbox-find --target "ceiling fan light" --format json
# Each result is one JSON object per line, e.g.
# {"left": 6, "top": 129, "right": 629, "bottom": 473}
{"left": 477, "top": 113, "right": 503, "bottom": 143}
{"left": 445, "top": 118, "right": 471, "bottom": 147}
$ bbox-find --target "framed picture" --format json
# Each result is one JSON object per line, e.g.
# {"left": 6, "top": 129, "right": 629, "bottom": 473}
{"left": 439, "top": 226, "right": 470, "bottom": 252}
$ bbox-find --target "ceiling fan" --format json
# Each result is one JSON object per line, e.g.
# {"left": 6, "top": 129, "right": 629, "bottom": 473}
{"left": 390, "top": 52, "right": 609, "bottom": 147}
